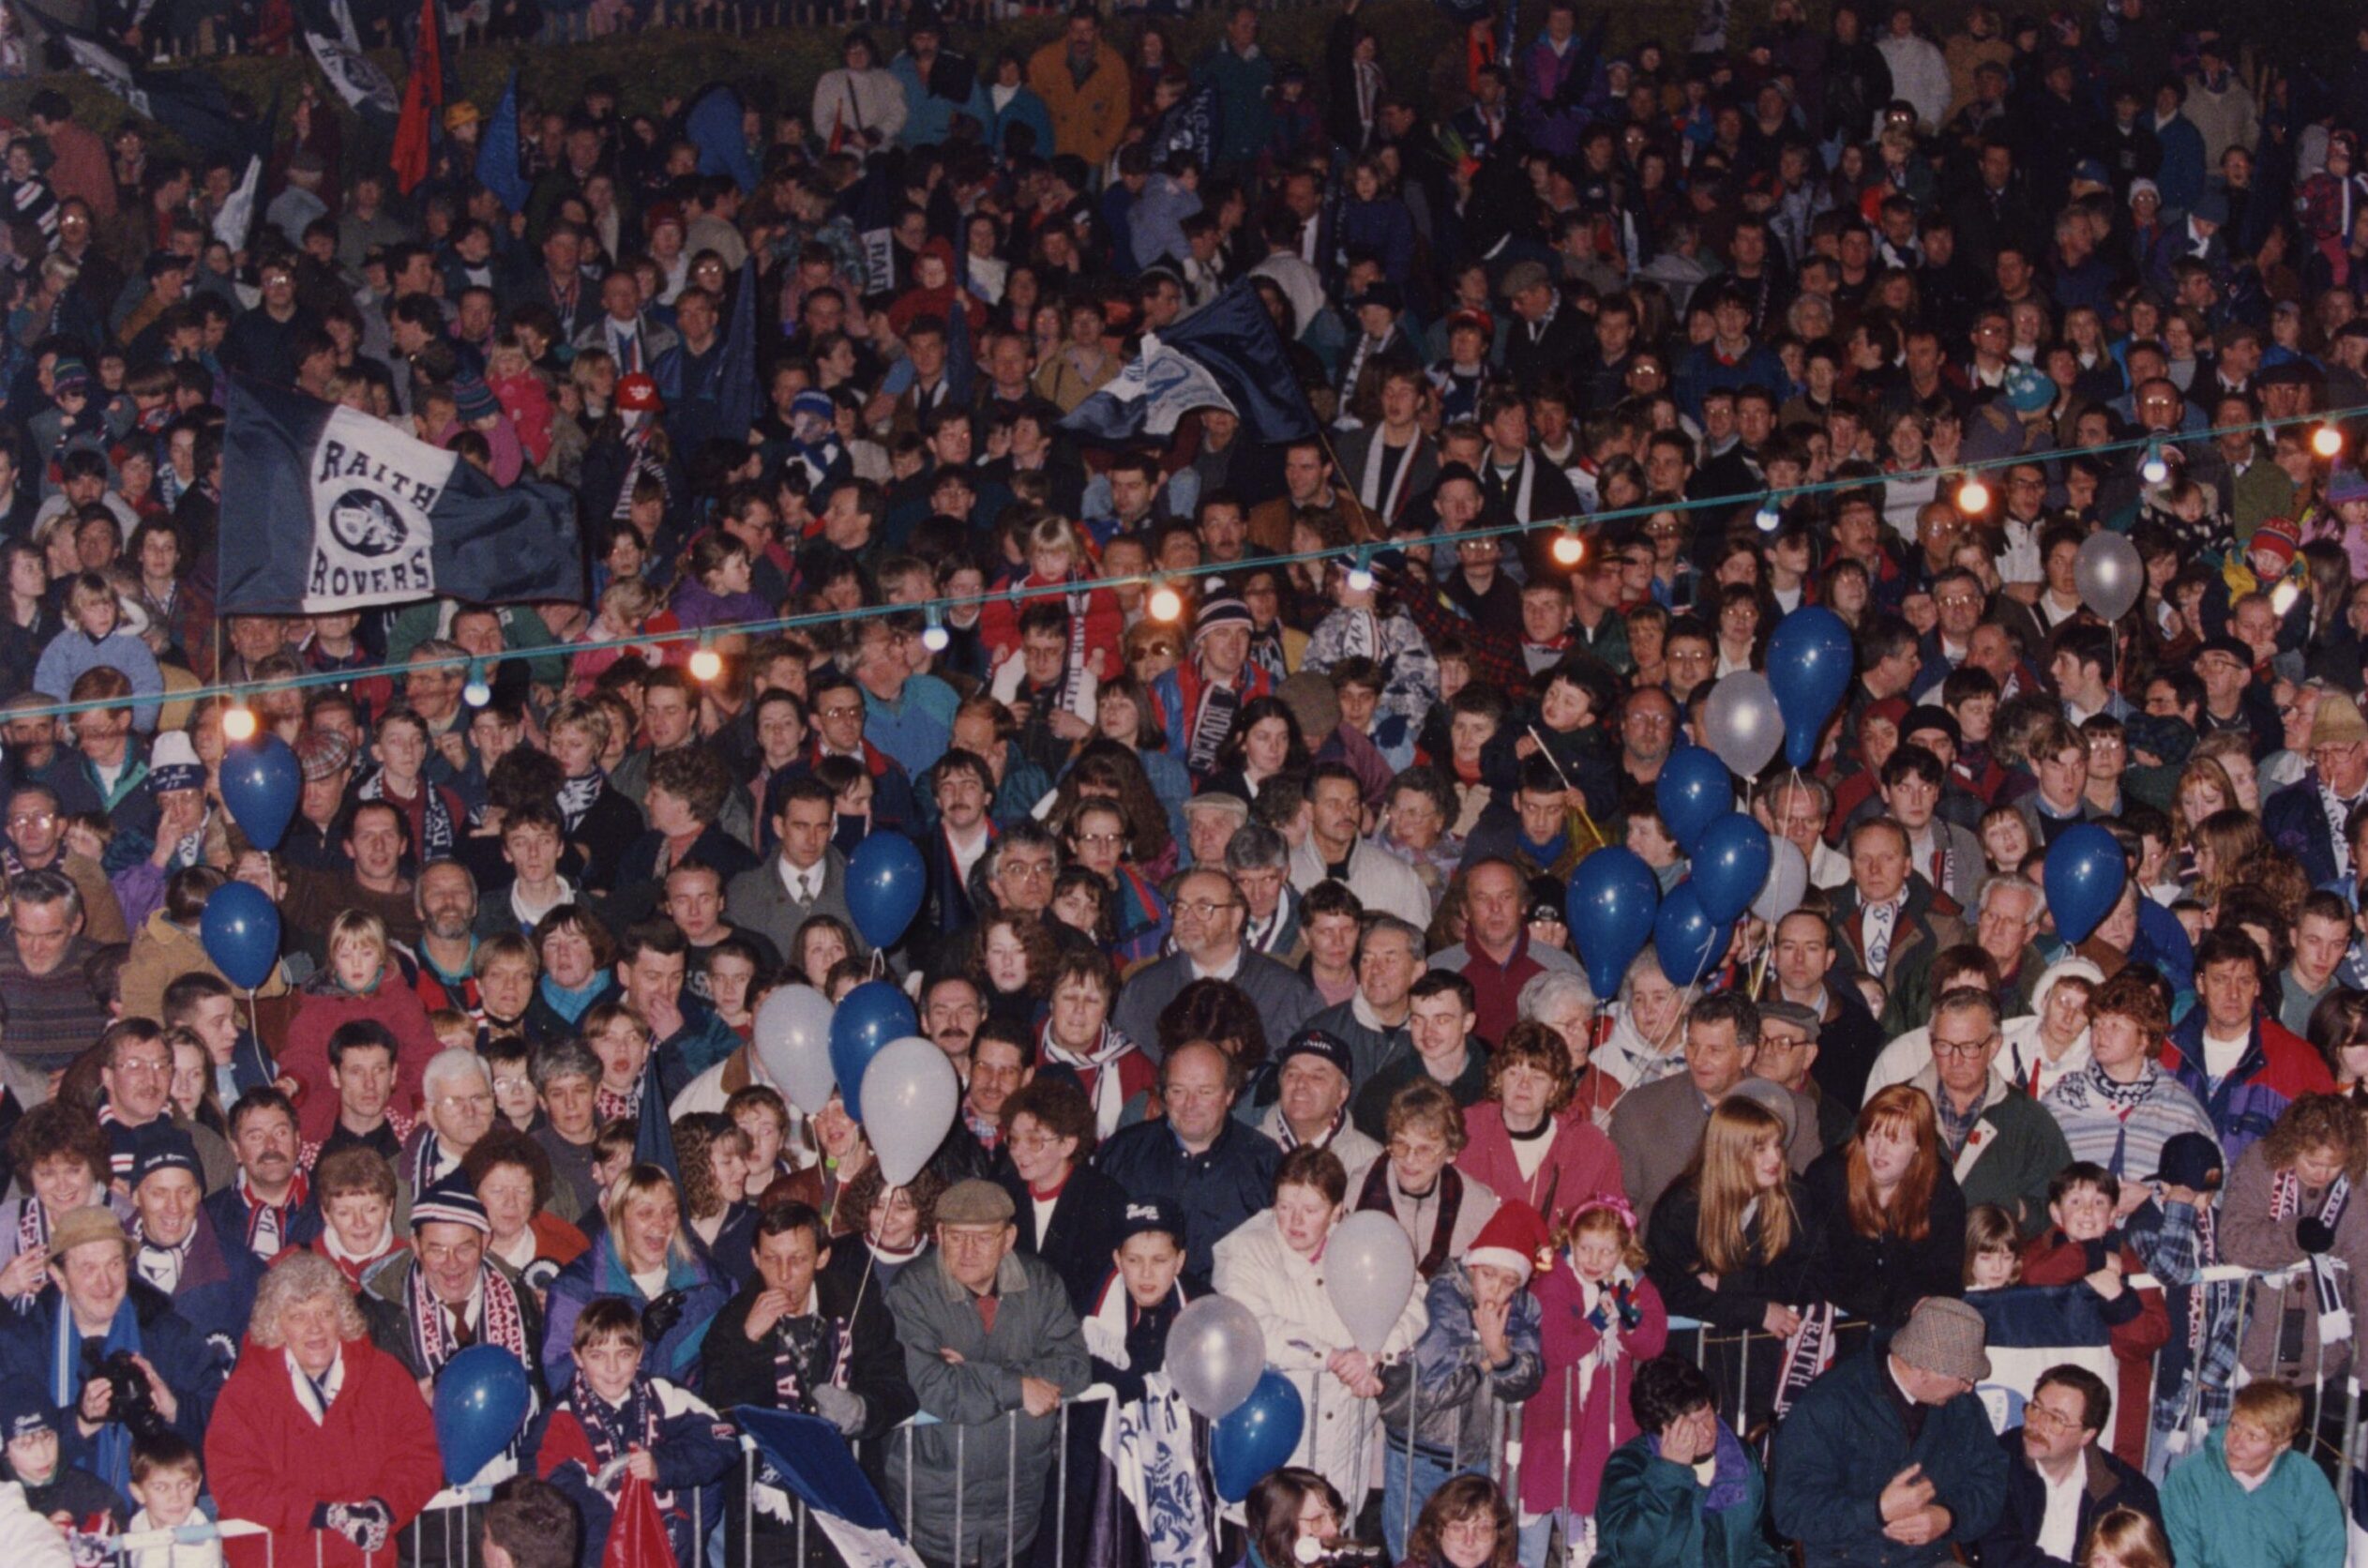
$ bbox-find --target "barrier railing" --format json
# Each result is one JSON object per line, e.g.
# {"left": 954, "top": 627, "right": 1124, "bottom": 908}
{"left": 85, "top": 1259, "right": 2368, "bottom": 1568}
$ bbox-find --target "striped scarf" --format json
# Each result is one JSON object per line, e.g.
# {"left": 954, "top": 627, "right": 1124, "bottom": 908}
{"left": 231, "top": 1171, "right": 309, "bottom": 1259}
{"left": 407, "top": 1260, "right": 532, "bottom": 1375}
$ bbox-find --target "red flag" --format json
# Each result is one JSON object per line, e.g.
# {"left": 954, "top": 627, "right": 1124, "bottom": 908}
{"left": 389, "top": 0, "right": 443, "bottom": 194}
{"left": 600, "top": 1472, "right": 680, "bottom": 1568}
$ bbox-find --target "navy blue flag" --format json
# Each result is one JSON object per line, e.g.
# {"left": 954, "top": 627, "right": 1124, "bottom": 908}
{"left": 1162, "top": 281, "right": 1319, "bottom": 444}
{"left": 219, "top": 377, "right": 582, "bottom": 615}
{"left": 634, "top": 1050, "right": 678, "bottom": 1180}
{"left": 31, "top": 9, "right": 254, "bottom": 161}
{"left": 684, "top": 83, "right": 759, "bottom": 196}
{"left": 734, "top": 1408, "right": 924, "bottom": 1568}
{"left": 716, "top": 258, "right": 759, "bottom": 442}
{"left": 1061, "top": 339, "right": 1235, "bottom": 445}
{"left": 475, "top": 69, "right": 532, "bottom": 216}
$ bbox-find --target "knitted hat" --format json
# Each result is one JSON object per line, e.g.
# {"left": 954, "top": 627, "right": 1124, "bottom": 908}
{"left": 1900, "top": 704, "right": 1961, "bottom": 750}
{"left": 149, "top": 730, "right": 204, "bottom": 794}
{"left": 0, "top": 1377, "right": 52, "bottom": 1443}
{"left": 1892, "top": 1296, "right": 1992, "bottom": 1383}
{"left": 51, "top": 357, "right": 88, "bottom": 399}
{"left": 2330, "top": 467, "right": 2368, "bottom": 505}
{"left": 1193, "top": 596, "right": 1253, "bottom": 643}
{"left": 1526, "top": 874, "right": 1567, "bottom": 927}
{"left": 129, "top": 1125, "right": 202, "bottom": 1191}
{"left": 411, "top": 1172, "right": 490, "bottom": 1235}
{"left": 48, "top": 1206, "right": 129, "bottom": 1259}
{"left": 453, "top": 373, "right": 500, "bottom": 425}
{"left": 2128, "top": 177, "right": 2161, "bottom": 204}
{"left": 791, "top": 389, "right": 836, "bottom": 424}
{"left": 937, "top": 1178, "right": 1016, "bottom": 1227}
{"left": 2003, "top": 362, "right": 2053, "bottom": 414}
{"left": 2249, "top": 517, "right": 2301, "bottom": 572}
{"left": 1462, "top": 1201, "right": 1551, "bottom": 1286}
{"left": 2191, "top": 190, "right": 2230, "bottom": 226}
{"left": 1274, "top": 1028, "right": 1353, "bottom": 1083}
{"left": 2312, "top": 691, "right": 2368, "bottom": 749}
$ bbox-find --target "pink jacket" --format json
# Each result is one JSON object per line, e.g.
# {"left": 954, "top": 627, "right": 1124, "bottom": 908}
{"left": 1455, "top": 1101, "right": 1625, "bottom": 1233}
{"left": 488, "top": 369, "right": 556, "bottom": 467}
{"left": 1520, "top": 1260, "right": 1668, "bottom": 1517}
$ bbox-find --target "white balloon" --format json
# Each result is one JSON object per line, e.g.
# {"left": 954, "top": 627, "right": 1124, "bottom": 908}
{"left": 752, "top": 986, "right": 837, "bottom": 1116}
{"left": 1753, "top": 837, "right": 1810, "bottom": 924}
{"left": 1701, "top": 671, "right": 1784, "bottom": 779}
{"left": 2075, "top": 532, "right": 2143, "bottom": 623}
{"left": 1323, "top": 1212, "right": 1417, "bottom": 1355}
{"left": 1164, "top": 1296, "right": 1267, "bottom": 1419}
{"left": 859, "top": 1037, "right": 960, "bottom": 1187}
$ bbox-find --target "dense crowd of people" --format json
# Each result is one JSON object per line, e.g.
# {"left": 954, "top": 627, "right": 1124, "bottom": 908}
{"left": 0, "top": 1, "right": 2360, "bottom": 1566}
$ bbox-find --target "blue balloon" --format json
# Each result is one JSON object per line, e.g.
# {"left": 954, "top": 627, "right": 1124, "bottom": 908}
{"left": 1654, "top": 746, "right": 1732, "bottom": 855}
{"left": 1766, "top": 607, "right": 1857, "bottom": 769}
{"left": 845, "top": 832, "right": 927, "bottom": 950}
{"left": 2045, "top": 822, "right": 2129, "bottom": 945}
{"left": 829, "top": 980, "right": 916, "bottom": 1122}
{"left": 1566, "top": 848, "right": 1661, "bottom": 998}
{"left": 198, "top": 882, "right": 280, "bottom": 990}
{"left": 1690, "top": 814, "right": 1773, "bottom": 926}
{"left": 1653, "top": 881, "right": 1733, "bottom": 988}
{"left": 1211, "top": 1371, "right": 1306, "bottom": 1502}
{"left": 434, "top": 1344, "right": 534, "bottom": 1485}
{"left": 218, "top": 736, "right": 301, "bottom": 852}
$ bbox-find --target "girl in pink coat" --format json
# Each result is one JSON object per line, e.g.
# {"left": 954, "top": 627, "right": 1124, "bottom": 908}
{"left": 1517, "top": 1198, "right": 1668, "bottom": 1568}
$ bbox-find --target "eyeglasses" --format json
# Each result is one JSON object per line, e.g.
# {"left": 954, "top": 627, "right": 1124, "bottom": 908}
{"left": 436, "top": 1092, "right": 494, "bottom": 1113}
{"left": 818, "top": 705, "right": 863, "bottom": 721}
{"left": 7, "top": 811, "right": 53, "bottom": 828}
{"left": 1175, "top": 899, "right": 1242, "bottom": 920}
{"left": 2023, "top": 1403, "right": 2081, "bottom": 1431}
{"left": 1930, "top": 1038, "right": 1994, "bottom": 1060}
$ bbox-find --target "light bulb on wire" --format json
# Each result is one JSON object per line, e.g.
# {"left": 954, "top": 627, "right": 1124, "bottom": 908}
{"left": 921, "top": 605, "right": 949, "bottom": 653}
{"left": 1147, "top": 579, "right": 1184, "bottom": 624}
{"left": 1955, "top": 473, "right": 1991, "bottom": 514}
{"left": 2272, "top": 579, "right": 2303, "bottom": 616}
{"left": 1755, "top": 493, "right": 1784, "bottom": 532}
{"left": 2140, "top": 439, "right": 2168, "bottom": 485}
{"left": 2314, "top": 424, "right": 2345, "bottom": 460}
{"left": 687, "top": 637, "right": 722, "bottom": 684}
{"left": 1346, "top": 547, "right": 1375, "bottom": 593}
{"left": 1550, "top": 526, "right": 1585, "bottom": 566}
{"left": 460, "top": 658, "right": 490, "bottom": 708}
{"left": 221, "top": 703, "right": 257, "bottom": 743}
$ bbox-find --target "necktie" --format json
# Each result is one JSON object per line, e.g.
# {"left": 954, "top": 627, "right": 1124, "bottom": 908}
{"left": 974, "top": 1293, "right": 999, "bottom": 1335}
{"left": 1865, "top": 901, "right": 1898, "bottom": 975}
{"left": 307, "top": 1369, "right": 337, "bottom": 1421}
{"left": 448, "top": 1305, "right": 475, "bottom": 1349}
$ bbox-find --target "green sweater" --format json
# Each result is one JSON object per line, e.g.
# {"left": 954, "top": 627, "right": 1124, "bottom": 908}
{"left": 2161, "top": 1434, "right": 2344, "bottom": 1568}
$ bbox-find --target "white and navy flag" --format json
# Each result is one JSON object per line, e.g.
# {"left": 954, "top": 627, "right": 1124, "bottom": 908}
{"left": 1062, "top": 336, "right": 1237, "bottom": 445}
{"left": 734, "top": 1408, "right": 927, "bottom": 1568}
{"left": 221, "top": 377, "right": 581, "bottom": 615}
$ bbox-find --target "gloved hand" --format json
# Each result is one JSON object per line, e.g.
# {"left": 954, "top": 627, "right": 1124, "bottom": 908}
{"left": 2298, "top": 1216, "right": 2336, "bottom": 1256}
{"left": 810, "top": 1384, "right": 867, "bottom": 1436}
{"left": 311, "top": 1500, "right": 393, "bottom": 1553}
{"left": 641, "top": 1289, "right": 688, "bottom": 1344}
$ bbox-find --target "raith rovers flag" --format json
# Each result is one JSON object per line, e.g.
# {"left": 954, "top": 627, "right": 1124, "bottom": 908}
{"left": 221, "top": 377, "right": 581, "bottom": 614}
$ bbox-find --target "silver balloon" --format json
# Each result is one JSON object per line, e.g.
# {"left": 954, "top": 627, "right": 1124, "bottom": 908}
{"left": 1753, "top": 837, "right": 1810, "bottom": 924}
{"left": 1701, "top": 671, "right": 1784, "bottom": 778}
{"left": 1323, "top": 1211, "right": 1418, "bottom": 1355}
{"left": 2074, "top": 532, "right": 2143, "bottom": 622}
{"left": 752, "top": 985, "right": 837, "bottom": 1116}
{"left": 1164, "top": 1296, "right": 1267, "bottom": 1419}
{"left": 858, "top": 1037, "right": 959, "bottom": 1187}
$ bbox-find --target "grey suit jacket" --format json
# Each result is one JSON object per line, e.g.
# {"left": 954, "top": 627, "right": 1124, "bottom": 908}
{"left": 1111, "top": 948, "right": 1320, "bottom": 1063}
{"left": 725, "top": 848, "right": 860, "bottom": 958}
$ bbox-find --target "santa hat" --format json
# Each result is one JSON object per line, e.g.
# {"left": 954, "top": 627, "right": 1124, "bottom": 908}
{"left": 1462, "top": 1200, "right": 1552, "bottom": 1286}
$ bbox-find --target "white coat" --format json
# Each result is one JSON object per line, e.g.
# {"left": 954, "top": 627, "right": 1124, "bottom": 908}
{"left": 1212, "top": 1210, "right": 1427, "bottom": 1515}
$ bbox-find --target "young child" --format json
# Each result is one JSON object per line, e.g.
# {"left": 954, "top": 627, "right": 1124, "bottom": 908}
{"left": 0, "top": 1377, "right": 123, "bottom": 1542}
{"left": 481, "top": 1035, "right": 538, "bottom": 1132}
{"left": 34, "top": 573, "right": 165, "bottom": 733}
{"left": 670, "top": 535, "right": 767, "bottom": 634}
{"left": 2018, "top": 1164, "right": 2170, "bottom": 1469}
{"left": 2220, "top": 513, "right": 2300, "bottom": 602}
{"left": 977, "top": 514, "right": 1123, "bottom": 679}
{"left": 1517, "top": 1198, "right": 1669, "bottom": 1568}
{"left": 1381, "top": 1203, "right": 1549, "bottom": 1561}
{"left": 589, "top": 1123, "right": 639, "bottom": 1199}
{"left": 535, "top": 1299, "right": 737, "bottom": 1568}
{"left": 428, "top": 1007, "right": 476, "bottom": 1056}
{"left": 125, "top": 1433, "right": 218, "bottom": 1568}
{"left": 725, "top": 1085, "right": 800, "bottom": 1204}
{"left": 1621, "top": 791, "right": 1685, "bottom": 891}
{"left": 1961, "top": 1203, "right": 2022, "bottom": 1291}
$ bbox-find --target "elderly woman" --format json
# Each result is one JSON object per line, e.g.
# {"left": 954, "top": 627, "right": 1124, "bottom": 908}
{"left": 1516, "top": 971, "right": 1622, "bottom": 1124}
{"left": 1800, "top": 1085, "right": 1966, "bottom": 1328}
{"left": 2043, "top": 968, "right": 2218, "bottom": 1197}
{"left": 1456, "top": 1020, "right": 1625, "bottom": 1228}
{"left": 464, "top": 1126, "right": 590, "bottom": 1299}
{"left": 1037, "top": 947, "right": 1154, "bottom": 1138}
{"left": 1360, "top": 1081, "right": 1501, "bottom": 1275}
{"left": 204, "top": 1253, "right": 443, "bottom": 1568}
{"left": 2218, "top": 1093, "right": 2368, "bottom": 1390}
{"left": 543, "top": 1164, "right": 732, "bottom": 1390}
{"left": 0, "top": 1102, "right": 129, "bottom": 1307}
{"left": 1214, "top": 1146, "right": 1427, "bottom": 1519}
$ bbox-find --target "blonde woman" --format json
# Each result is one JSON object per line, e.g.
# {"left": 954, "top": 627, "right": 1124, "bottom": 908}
{"left": 542, "top": 1163, "right": 732, "bottom": 1389}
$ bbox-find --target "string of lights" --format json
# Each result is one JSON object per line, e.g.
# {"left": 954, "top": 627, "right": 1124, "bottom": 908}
{"left": 18, "top": 401, "right": 2363, "bottom": 737}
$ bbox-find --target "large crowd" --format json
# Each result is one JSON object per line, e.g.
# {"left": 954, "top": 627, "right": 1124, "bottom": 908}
{"left": 0, "top": 1, "right": 2360, "bottom": 1566}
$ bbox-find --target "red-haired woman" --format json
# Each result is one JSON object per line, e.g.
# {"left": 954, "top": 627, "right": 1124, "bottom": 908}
{"left": 1801, "top": 1084, "right": 1967, "bottom": 1329}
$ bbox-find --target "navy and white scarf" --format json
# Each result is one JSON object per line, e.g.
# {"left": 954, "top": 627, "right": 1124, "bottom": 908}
{"left": 2270, "top": 1168, "right": 2353, "bottom": 1346}
{"left": 358, "top": 771, "right": 457, "bottom": 861}
{"left": 557, "top": 768, "right": 607, "bottom": 832}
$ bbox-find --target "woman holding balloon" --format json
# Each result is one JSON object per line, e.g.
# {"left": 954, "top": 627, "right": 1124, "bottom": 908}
{"left": 1213, "top": 1146, "right": 1426, "bottom": 1519}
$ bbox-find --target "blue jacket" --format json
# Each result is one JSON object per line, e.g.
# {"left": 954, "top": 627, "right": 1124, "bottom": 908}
{"left": 1976, "top": 1426, "right": 2160, "bottom": 1568}
{"left": 2261, "top": 771, "right": 2346, "bottom": 890}
{"left": 652, "top": 996, "right": 743, "bottom": 1105}
{"left": 0, "top": 1281, "right": 224, "bottom": 1476}
{"left": 1769, "top": 1348, "right": 2007, "bottom": 1565}
{"left": 2151, "top": 113, "right": 2207, "bottom": 213}
{"left": 890, "top": 52, "right": 989, "bottom": 150}
{"left": 985, "top": 86, "right": 1055, "bottom": 162}
{"left": 149, "top": 1208, "right": 266, "bottom": 1364}
{"left": 1092, "top": 1114, "right": 1279, "bottom": 1280}
{"left": 33, "top": 626, "right": 163, "bottom": 731}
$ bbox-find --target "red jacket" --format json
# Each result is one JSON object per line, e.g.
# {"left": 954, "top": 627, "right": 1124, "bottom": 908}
{"left": 276, "top": 977, "right": 445, "bottom": 1143}
{"left": 1455, "top": 1101, "right": 1624, "bottom": 1231}
{"left": 976, "top": 569, "right": 1124, "bottom": 678}
{"left": 206, "top": 1335, "right": 444, "bottom": 1568}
